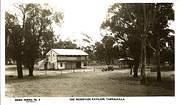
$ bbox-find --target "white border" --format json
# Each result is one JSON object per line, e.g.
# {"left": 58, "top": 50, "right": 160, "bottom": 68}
{"left": 1, "top": 0, "right": 5, "bottom": 104}
{"left": 1, "top": 0, "right": 179, "bottom": 105}
{"left": 175, "top": 0, "right": 180, "bottom": 100}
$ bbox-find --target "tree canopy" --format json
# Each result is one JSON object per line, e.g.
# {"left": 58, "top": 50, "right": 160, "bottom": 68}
{"left": 101, "top": 3, "right": 174, "bottom": 83}
{"left": 5, "top": 3, "right": 64, "bottom": 78}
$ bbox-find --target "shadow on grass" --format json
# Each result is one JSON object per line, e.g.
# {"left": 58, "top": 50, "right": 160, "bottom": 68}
{"left": 5, "top": 74, "right": 72, "bottom": 84}
{"left": 5, "top": 71, "right": 174, "bottom": 96}
{"left": 109, "top": 73, "right": 174, "bottom": 93}
{"left": 146, "top": 76, "right": 175, "bottom": 90}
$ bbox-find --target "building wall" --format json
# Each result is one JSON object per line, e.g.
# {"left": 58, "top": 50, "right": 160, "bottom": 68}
{"left": 47, "top": 50, "right": 57, "bottom": 64}
{"left": 46, "top": 50, "right": 58, "bottom": 69}
{"left": 47, "top": 61, "right": 88, "bottom": 70}
{"left": 81, "top": 62, "right": 87, "bottom": 68}
{"left": 57, "top": 62, "right": 65, "bottom": 69}
{"left": 47, "top": 62, "right": 55, "bottom": 69}
{"left": 46, "top": 49, "right": 88, "bottom": 70}
{"left": 65, "top": 62, "right": 77, "bottom": 69}
{"left": 57, "top": 55, "right": 87, "bottom": 61}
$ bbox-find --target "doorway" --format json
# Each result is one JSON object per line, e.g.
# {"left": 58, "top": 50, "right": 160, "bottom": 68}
{"left": 76, "top": 62, "right": 81, "bottom": 68}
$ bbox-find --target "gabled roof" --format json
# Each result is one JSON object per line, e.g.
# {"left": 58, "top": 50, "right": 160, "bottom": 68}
{"left": 48, "top": 49, "right": 88, "bottom": 56}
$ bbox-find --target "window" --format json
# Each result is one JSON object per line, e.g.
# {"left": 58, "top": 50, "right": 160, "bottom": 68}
{"left": 60, "top": 63, "right": 63, "bottom": 67}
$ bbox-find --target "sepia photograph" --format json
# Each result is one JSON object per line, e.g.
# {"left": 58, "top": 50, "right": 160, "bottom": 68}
{"left": 1, "top": 0, "right": 178, "bottom": 105}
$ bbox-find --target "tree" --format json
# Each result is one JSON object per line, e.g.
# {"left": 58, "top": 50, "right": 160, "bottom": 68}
{"left": 81, "top": 45, "right": 95, "bottom": 61}
{"left": 21, "top": 3, "right": 64, "bottom": 76}
{"left": 94, "top": 35, "right": 118, "bottom": 64}
{"left": 101, "top": 3, "right": 174, "bottom": 83}
{"left": 6, "top": 3, "right": 64, "bottom": 77}
{"left": 102, "top": 36, "right": 115, "bottom": 64}
{"left": 101, "top": 3, "right": 144, "bottom": 78}
{"left": 5, "top": 12, "right": 24, "bottom": 78}
{"left": 94, "top": 42, "right": 106, "bottom": 63}
{"left": 149, "top": 3, "right": 174, "bottom": 81}
{"left": 53, "top": 40, "right": 77, "bottom": 49}
{"left": 21, "top": 4, "right": 41, "bottom": 76}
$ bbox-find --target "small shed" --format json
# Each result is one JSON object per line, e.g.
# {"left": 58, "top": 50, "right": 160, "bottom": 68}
{"left": 118, "top": 57, "right": 134, "bottom": 69}
{"left": 38, "top": 59, "right": 46, "bottom": 70}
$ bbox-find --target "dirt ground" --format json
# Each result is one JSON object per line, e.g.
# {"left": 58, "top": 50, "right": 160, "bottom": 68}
{"left": 5, "top": 65, "right": 174, "bottom": 97}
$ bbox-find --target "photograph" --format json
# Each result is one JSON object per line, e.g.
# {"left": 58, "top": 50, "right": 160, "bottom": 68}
{"left": 1, "top": 0, "right": 178, "bottom": 105}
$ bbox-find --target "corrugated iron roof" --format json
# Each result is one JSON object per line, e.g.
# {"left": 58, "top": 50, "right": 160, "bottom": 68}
{"left": 51, "top": 49, "right": 88, "bottom": 56}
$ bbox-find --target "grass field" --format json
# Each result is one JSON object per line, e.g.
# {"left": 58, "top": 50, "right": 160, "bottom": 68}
{"left": 5, "top": 65, "right": 174, "bottom": 97}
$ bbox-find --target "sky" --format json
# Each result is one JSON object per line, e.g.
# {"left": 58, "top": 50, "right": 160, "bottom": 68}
{"left": 5, "top": 0, "right": 117, "bottom": 47}
{"left": 5, "top": 0, "right": 175, "bottom": 47}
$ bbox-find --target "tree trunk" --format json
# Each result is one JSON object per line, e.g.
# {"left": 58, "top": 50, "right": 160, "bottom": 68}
{"left": 130, "top": 61, "right": 133, "bottom": 75}
{"left": 141, "top": 35, "right": 147, "bottom": 84}
{"left": 156, "top": 34, "right": 161, "bottom": 81}
{"left": 133, "top": 58, "right": 140, "bottom": 77}
{"left": 28, "top": 63, "right": 34, "bottom": 76}
{"left": 17, "top": 60, "right": 23, "bottom": 78}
